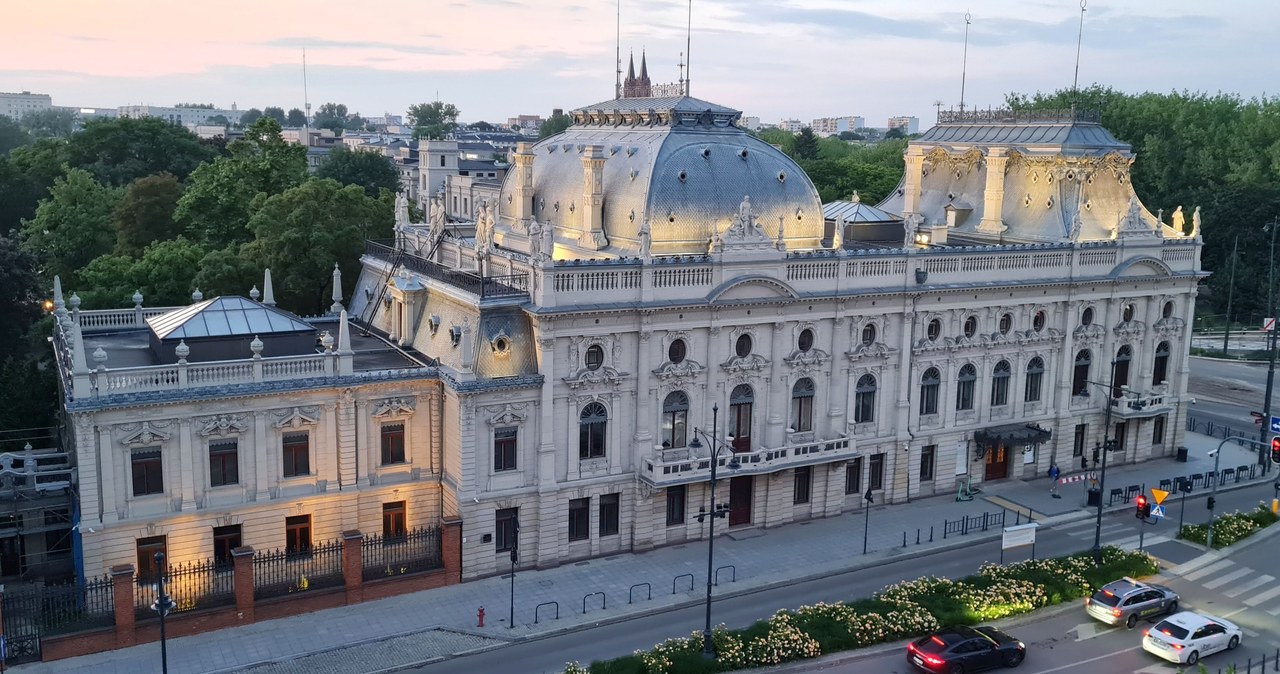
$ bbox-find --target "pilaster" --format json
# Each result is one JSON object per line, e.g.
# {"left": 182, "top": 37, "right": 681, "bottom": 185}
{"left": 977, "top": 148, "right": 1009, "bottom": 233}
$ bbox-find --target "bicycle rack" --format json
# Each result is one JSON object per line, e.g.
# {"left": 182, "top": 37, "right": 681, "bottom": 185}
{"left": 534, "top": 601, "right": 559, "bottom": 624}
{"left": 714, "top": 565, "right": 736, "bottom": 586}
{"left": 673, "top": 573, "right": 695, "bottom": 594}
{"left": 629, "top": 582, "right": 651, "bottom": 604}
{"left": 582, "top": 591, "right": 606, "bottom": 614}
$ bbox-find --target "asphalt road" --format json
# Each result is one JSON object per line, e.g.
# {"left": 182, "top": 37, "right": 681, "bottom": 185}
{"left": 408, "top": 482, "right": 1278, "bottom": 674}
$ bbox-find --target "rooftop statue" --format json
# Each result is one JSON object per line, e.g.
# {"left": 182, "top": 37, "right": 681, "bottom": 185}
{"left": 429, "top": 193, "right": 447, "bottom": 241}
{"left": 394, "top": 192, "right": 411, "bottom": 231}
{"left": 474, "top": 201, "right": 494, "bottom": 258}
{"left": 1192, "top": 206, "right": 1202, "bottom": 238}
{"left": 1171, "top": 205, "right": 1185, "bottom": 234}
{"left": 637, "top": 218, "right": 652, "bottom": 259}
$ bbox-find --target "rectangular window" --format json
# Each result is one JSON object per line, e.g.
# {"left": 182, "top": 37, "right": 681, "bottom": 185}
{"left": 1152, "top": 415, "right": 1166, "bottom": 445}
{"left": 845, "top": 457, "right": 863, "bottom": 495}
{"left": 380, "top": 423, "right": 406, "bottom": 465}
{"left": 136, "top": 535, "right": 167, "bottom": 582}
{"left": 383, "top": 501, "right": 407, "bottom": 538}
{"left": 920, "top": 380, "right": 939, "bottom": 416}
{"left": 212, "top": 525, "right": 242, "bottom": 566}
{"left": 131, "top": 449, "right": 163, "bottom": 496}
{"left": 568, "top": 497, "right": 590, "bottom": 542}
{"left": 665, "top": 485, "right": 686, "bottom": 526}
{"left": 209, "top": 440, "right": 239, "bottom": 487}
{"left": 1115, "top": 422, "right": 1128, "bottom": 453}
{"left": 495, "top": 507, "right": 519, "bottom": 552}
{"left": 282, "top": 433, "right": 310, "bottom": 477}
{"left": 494, "top": 426, "right": 518, "bottom": 472}
{"left": 285, "top": 514, "right": 312, "bottom": 554}
{"left": 919, "top": 445, "right": 936, "bottom": 482}
{"left": 793, "top": 466, "right": 812, "bottom": 504}
{"left": 869, "top": 453, "right": 885, "bottom": 491}
{"left": 1073, "top": 424, "right": 1088, "bottom": 457}
{"left": 599, "top": 493, "right": 619, "bottom": 536}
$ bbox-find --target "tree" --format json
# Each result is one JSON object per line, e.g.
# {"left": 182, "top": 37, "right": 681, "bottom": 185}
{"left": 407, "top": 101, "right": 460, "bottom": 140}
{"left": 206, "top": 114, "right": 230, "bottom": 127}
{"left": 19, "top": 168, "right": 122, "bottom": 287}
{"left": 285, "top": 108, "right": 306, "bottom": 127}
{"left": 884, "top": 127, "right": 906, "bottom": 139}
{"left": 0, "top": 355, "right": 58, "bottom": 434}
{"left": 113, "top": 173, "right": 185, "bottom": 256}
{"left": 0, "top": 232, "right": 43, "bottom": 345}
{"left": 239, "top": 108, "right": 263, "bottom": 127}
{"left": 471, "top": 121, "right": 496, "bottom": 132}
{"left": 129, "top": 237, "right": 206, "bottom": 306}
{"left": 65, "top": 117, "right": 215, "bottom": 186}
{"left": 754, "top": 128, "right": 795, "bottom": 154}
{"left": 175, "top": 117, "right": 307, "bottom": 248}
{"left": 316, "top": 146, "right": 401, "bottom": 198}
{"left": 0, "top": 139, "right": 70, "bottom": 233}
{"left": 243, "top": 178, "right": 392, "bottom": 313}
{"left": 314, "top": 102, "right": 349, "bottom": 133}
{"left": 538, "top": 111, "right": 571, "bottom": 139}
{"left": 838, "top": 130, "right": 864, "bottom": 141}
{"left": 0, "top": 116, "right": 29, "bottom": 155}
{"left": 194, "top": 244, "right": 263, "bottom": 301}
{"left": 793, "top": 127, "right": 820, "bottom": 160}
{"left": 19, "top": 109, "right": 76, "bottom": 139}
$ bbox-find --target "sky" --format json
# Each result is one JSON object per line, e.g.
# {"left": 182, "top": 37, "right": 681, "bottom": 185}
{"left": 1, "top": 0, "right": 1275, "bottom": 127}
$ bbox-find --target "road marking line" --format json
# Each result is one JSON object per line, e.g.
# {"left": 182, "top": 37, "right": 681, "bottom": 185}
{"left": 1203, "top": 567, "right": 1254, "bottom": 589}
{"left": 1223, "top": 574, "right": 1274, "bottom": 598}
{"left": 1172, "top": 554, "right": 1221, "bottom": 576}
{"left": 1058, "top": 520, "right": 1096, "bottom": 533}
{"left": 1184, "top": 559, "right": 1236, "bottom": 581}
{"left": 1268, "top": 605, "right": 1280, "bottom": 616}
{"left": 1027, "top": 645, "right": 1142, "bottom": 673}
{"left": 1243, "top": 583, "right": 1280, "bottom": 607}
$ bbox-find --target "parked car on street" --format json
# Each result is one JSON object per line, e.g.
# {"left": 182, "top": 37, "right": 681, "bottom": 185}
{"left": 1142, "top": 610, "right": 1242, "bottom": 665}
{"left": 906, "top": 625, "right": 1026, "bottom": 673}
{"left": 1085, "top": 576, "right": 1179, "bottom": 628}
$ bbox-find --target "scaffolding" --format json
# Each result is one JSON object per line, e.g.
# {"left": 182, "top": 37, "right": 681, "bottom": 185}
{"left": 0, "top": 427, "right": 77, "bottom": 583}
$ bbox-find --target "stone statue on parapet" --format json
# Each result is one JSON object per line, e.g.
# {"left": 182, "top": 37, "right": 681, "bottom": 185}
{"left": 726, "top": 195, "right": 766, "bottom": 239}
{"left": 428, "top": 193, "right": 447, "bottom": 241}
{"left": 1191, "top": 206, "right": 1202, "bottom": 238}
{"left": 1171, "top": 205, "right": 1185, "bottom": 234}
{"left": 394, "top": 192, "right": 411, "bottom": 230}
{"left": 637, "top": 218, "right": 652, "bottom": 259}
{"left": 474, "top": 200, "right": 493, "bottom": 258}
{"left": 903, "top": 213, "right": 924, "bottom": 248}
{"left": 833, "top": 215, "right": 845, "bottom": 250}
{"left": 1068, "top": 209, "right": 1082, "bottom": 241}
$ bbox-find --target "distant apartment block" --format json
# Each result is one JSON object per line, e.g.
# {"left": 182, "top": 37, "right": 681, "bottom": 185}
{"left": 811, "top": 116, "right": 866, "bottom": 137}
{"left": 779, "top": 118, "right": 804, "bottom": 133}
{"left": 1, "top": 91, "right": 53, "bottom": 119}
{"left": 118, "top": 104, "right": 244, "bottom": 127}
{"left": 507, "top": 114, "right": 544, "bottom": 132}
{"left": 888, "top": 116, "right": 920, "bottom": 135}
{"left": 739, "top": 115, "right": 761, "bottom": 131}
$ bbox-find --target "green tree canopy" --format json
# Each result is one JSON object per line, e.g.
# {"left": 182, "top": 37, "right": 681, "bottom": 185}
{"left": 884, "top": 127, "right": 906, "bottom": 139}
{"left": 263, "top": 107, "right": 287, "bottom": 125}
{"left": 0, "top": 116, "right": 29, "bottom": 155}
{"left": 407, "top": 101, "right": 460, "bottom": 141}
{"left": 19, "top": 109, "right": 76, "bottom": 139}
{"left": 0, "top": 232, "right": 43, "bottom": 345}
{"left": 242, "top": 178, "right": 392, "bottom": 313}
{"left": 20, "top": 168, "right": 123, "bottom": 287}
{"left": 0, "top": 139, "right": 70, "bottom": 233}
{"left": 64, "top": 117, "right": 215, "bottom": 185}
{"left": 316, "top": 146, "right": 401, "bottom": 198}
{"left": 285, "top": 108, "right": 306, "bottom": 127}
{"left": 754, "top": 128, "right": 795, "bottom": 154}
{"left": 793, "top": 127, "right": 820, "bottom": 160}
{"left": 113, "top": 173, "right": 184, "bottom": 257}
{"left": 194, "top": 244, "right": 263, "bottom": 301}
{"left": 314, "top": 102, "right": 349, "bottom": 133}
{"left": 239, "top": 108, "right": 263, "bottom": 127}
{"left": 175, "top": 117, "right": 307, "bottom": 248}
{"left": 538, "top": 111, "right": 571, "bottom": 139}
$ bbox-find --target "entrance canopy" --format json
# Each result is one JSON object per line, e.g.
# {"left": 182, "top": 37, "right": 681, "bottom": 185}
{"left": 974, "top": 423, "right": 1052, "bottom": 446}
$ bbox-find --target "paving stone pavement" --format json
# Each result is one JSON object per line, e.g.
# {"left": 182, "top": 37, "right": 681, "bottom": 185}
{"left": 15, "top": 432, "right": 1268, "bottom": 674}
{"left": 236, "top": 628, "right": 505, "bottom": 674}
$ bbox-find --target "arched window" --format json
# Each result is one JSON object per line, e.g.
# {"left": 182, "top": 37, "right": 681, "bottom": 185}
{"left": 1153, "top": 341, "right": 1171, "bottom": 386}
{"left": 729, "top": 384, "right": 754, "bottom": 452}
{"left": 861, "top": 323, "right": 877, "bottom": 345}
{"left": 1113, "top": 345, "right": 1132, "bottom": 397}
{"left": 661, "top": 391, "right": 689, "bottom": 449}
{"left": 920, "top": 367, "right": 941, "bottom": 416}
{"left": 585, "top": 344, "right": 604, "bottom": 371}
{"left": 1024, "top": 357, "right": 1045, "bottom": 403}
{"left": 991, "top": 360, "right": 1011, "bottom": 407}
{"left": 791, "top": 378, "right": 815, "bottom": 432}
{"left": 578, "top": 402, "right": 607, "bottom": 460}
{"left": 854, "top": 374, "right": 877, "bottom": 424}
{"left": 1073, "top": 350, "right": 1092, "bottom": 396}
{"left": 956, "top": 363, "right": 977, "bottom": 411}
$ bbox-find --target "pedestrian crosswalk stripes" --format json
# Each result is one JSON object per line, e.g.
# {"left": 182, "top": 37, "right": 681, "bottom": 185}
{"left": 1202, "top": 567, "right": 1253, "bottom": 590}
{"left": 1184, "top": 559, "right": 1236, "bottom": 581}
{"left": 1223, "top": 574, "right": 1275, "bottom": 598}
{"left": 1171, "top": 553, "right": 1223, "bottom": 576}
{"left": 1243, "top": 583, "right": 1280, "bottom": 607}
{"left": 1110, "top": 534, "right": 1169, "bottom": 551}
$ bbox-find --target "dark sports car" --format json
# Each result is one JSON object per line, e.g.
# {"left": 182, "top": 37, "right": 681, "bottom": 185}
{"left": 907, "top": 625, "right": 1026, "bottom": 673}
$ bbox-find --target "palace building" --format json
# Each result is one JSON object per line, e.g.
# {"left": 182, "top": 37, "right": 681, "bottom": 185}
{"left": 54, "top": 96, "right": 1202, "bottom": 583}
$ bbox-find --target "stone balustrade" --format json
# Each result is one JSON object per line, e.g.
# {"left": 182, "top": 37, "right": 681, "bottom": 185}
{"left": 90, "top": 353, "right": 339, "bottom": 396}
{"left": 639, "top": 436, "right": 856, "bottom": 487}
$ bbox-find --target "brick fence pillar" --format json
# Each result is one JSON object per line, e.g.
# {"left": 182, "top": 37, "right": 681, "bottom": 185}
{"left": 110, "top": 564, "right": 137, "bottom": 648}
{"left": 231, "top": 545, "right": 255, "bottom": 623}
{"left": 341, "top": 530, "right": 364, "bottom": 605}
{"left": 441, "top": 516, "right": 462, "bottom": 584}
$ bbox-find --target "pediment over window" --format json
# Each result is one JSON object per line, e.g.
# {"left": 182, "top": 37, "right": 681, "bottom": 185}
{"left": 783, "top": 348, "right": 830, "bottom": 374}
{"left": 487, "top": 403, "right": 528, "bottom": 426}
{"left": 846, "top": 341, "right": 892, "bottom": 363}
{"left": 272, "top": 406, "right": 320, "bottom": 429}
{"left": 1073, "top": 323, "right": 1106, "bottom": 344}
{"left": 563, "top": 365, "right": 627, "bottom": 390}
{"left": 720, "top": 353, "right": 770, "bottom": 374}
{"left": 1153, "top": 316, "right": 1185, "bottom": 337}
{"left": 197, "top": 414, "right": 248, "bottom": 437}
{"left": 372, "top": 397, "right": 417, "bottom": 417}
{"left": 118, "top": 421, "right": 173, "bottom": 447}
{"left": 1112, "top": 320, "right": 1146, "bottom": 341}
{"left": 653, "top": 359, "right": 705, "bottom": 381}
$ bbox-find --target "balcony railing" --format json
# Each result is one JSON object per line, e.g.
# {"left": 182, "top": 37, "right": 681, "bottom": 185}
{"left": 364, "top": 240, "right": 528, "bottom": 300}
{"left": 640, "top": 436, "right": 856, "bottom": 487}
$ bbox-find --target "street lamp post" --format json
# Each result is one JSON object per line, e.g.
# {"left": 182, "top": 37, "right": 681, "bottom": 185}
{"left": 1086, "top": 363, "right": 1119, "bottom": 567}
{"left": 508, "top": 515, "right": 519, "bottom": 629}
{"left": 1205, "top": 436, "right": 1270, "bottom": 548}
{"left": 1259, "top": 218, "right": 1279, "bottom": 475}
{"left": 688, "top": 404, "right": 740, "bottom": 660}
{"left": 861, "top": 488, "right": 874, "bottom": 554}
{"left": 151, "top": 551, "right": 176, "bottom": 674}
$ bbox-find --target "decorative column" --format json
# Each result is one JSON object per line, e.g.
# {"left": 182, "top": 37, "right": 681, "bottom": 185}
{"left": 578, "top": 145, "right": 608, "bottom": 249}
{"left": 902, "top": 146, "right": 926, "bottom": 216}
{"left": 977, "top": 148, "right": 1009, "bottom": 234}
{"left": 767, "top": 321, "right": 788, "bottom": 448}
{"left": 536, "top": 336, "right": 560, "bottom": 569}
{"left": 178, "top": 419, "right": 195, "bottom": 511}
{"left": 511, "top": 142, "right": 535, "bottom": 224}
{"left": 253, "top": 411, "right": 270, "bottom": 501}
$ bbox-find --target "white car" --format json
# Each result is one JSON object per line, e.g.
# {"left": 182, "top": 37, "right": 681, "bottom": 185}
{"left": 1142, "top": 611, "right": 1242, "bottom": 665}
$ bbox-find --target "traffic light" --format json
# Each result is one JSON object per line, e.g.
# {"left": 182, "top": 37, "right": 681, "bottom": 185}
{"left": 1135, "top": 494, "right": 1151, "bottom": 520}
{"left": 1207, "top": 496, "right": 1216, "bottom": 511}
{"left": 1271, "top": 436, "right": 1280, "bottom": 464}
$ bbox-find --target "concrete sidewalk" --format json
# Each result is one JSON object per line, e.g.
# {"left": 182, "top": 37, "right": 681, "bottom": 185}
{"left": 19, "top": 432, "right": 1271, "bottom": 674}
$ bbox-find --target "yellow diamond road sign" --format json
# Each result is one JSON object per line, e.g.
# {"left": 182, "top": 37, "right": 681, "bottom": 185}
{"left": 1151, "top": 488, "right": 1169, "bottom": 505}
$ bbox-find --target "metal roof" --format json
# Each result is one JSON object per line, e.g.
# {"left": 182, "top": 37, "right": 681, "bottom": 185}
{"left": 823, "top": 200, "right": 901, "bottom": 223}
{"left": 915, "top": 122, "right": 1130, "bottom": 153}
{"left": 147, "top": 296, "right": 315, "bottom": 340}
{"left": 574, "top": 95, "right": 740, "bottom": 117}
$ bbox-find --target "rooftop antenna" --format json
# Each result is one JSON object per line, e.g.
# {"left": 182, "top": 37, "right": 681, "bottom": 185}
{"left": 933, "top": 99, "right": 944, "bottom": 124}
{"left": 1071, "top": 0, "right": 1088, "bottom": 111}
{"left": 684, "top": 0, "right": 692, "bottom": 96}
{"left": 959, "top": 11, "right": 971, "bottom": 114}
{"left": 302, "top": 49, "right": 311, "bottom": 130}
{"left": 678, "top": 51, "right": 685, "bottom": 94}
{"left": 615, "top": 0, "right": 622, "bottom": 99}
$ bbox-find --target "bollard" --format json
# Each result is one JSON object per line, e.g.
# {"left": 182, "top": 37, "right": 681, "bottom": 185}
{"left": 902, "top": 531, "right": 907, "bottom": 548}
{"left": 477, "top": 606, "right": 485, "bottom": 628}
{"left": 915, "top": 528, "right": 920, "bottom": 545}
{"left": 930, "top": 525, "right": 934, "bottom": 543}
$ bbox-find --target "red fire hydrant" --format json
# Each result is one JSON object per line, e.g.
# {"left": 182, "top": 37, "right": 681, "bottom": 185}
{"left": 477, "top": 606, "right": 486, "bottom": 628}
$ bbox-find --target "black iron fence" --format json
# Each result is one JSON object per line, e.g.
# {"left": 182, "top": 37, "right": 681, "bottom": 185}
{"left": 365, "top": 240, "right": 529, "bottom": 300}
{"left": 1, "top": 576, "right": 115, "bottom": 664}
{"left": 361, "top": 526, "right": 443, "bottom": 581}
{"left": 942, "top": 510, "right": 1006, "bottom": 538}
{"left": 253, "top": 540, "right": 345, "bottom": 600}
{"left": 135, "top": 558, "right": 235, "bottom": 619}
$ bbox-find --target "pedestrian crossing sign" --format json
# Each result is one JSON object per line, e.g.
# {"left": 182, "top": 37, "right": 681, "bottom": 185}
{"left": 1150, "top": 504, "right": 1166, "bottom": 519}
{"left": 1151, "top": 488, "right": 1169, "bottom": 505}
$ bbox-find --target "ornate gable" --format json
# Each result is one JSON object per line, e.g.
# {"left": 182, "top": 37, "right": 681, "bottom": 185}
{"left": 272, "top": 406, "right": 320, "bottom": 429}
{"left": 118, "top": 421, "right": 173, "bottom": 447}
{"left": 372, "top": 397, "right": 417, "bottom": 417}
{"left": 783, "top": 347, "right": 830, "bottom": 375}
{"left": 486, "top": 403, "right": 528, "bottom": 426}
{"left": 197, "top": 414, "right": 248, "bottom": 437}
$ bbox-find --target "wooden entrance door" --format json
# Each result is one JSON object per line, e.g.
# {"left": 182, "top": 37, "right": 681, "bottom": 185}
{"left": 983, "top": 444, "right": 1009, "bottom": 481}
{"left": 728, "top": 476, "right": 753, "bottom": 526}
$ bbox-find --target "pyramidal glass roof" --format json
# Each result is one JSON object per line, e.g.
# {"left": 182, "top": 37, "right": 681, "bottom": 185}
{"left": 147, "top": 296, "right": 315, "bottom": 340}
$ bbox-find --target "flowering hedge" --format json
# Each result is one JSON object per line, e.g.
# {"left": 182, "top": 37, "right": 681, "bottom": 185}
{"left": 562, "top": 546, "right": 1156, "bottom": 674}
{"left": 1178, "top": 503, "right": 1279, "bottom": 548}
